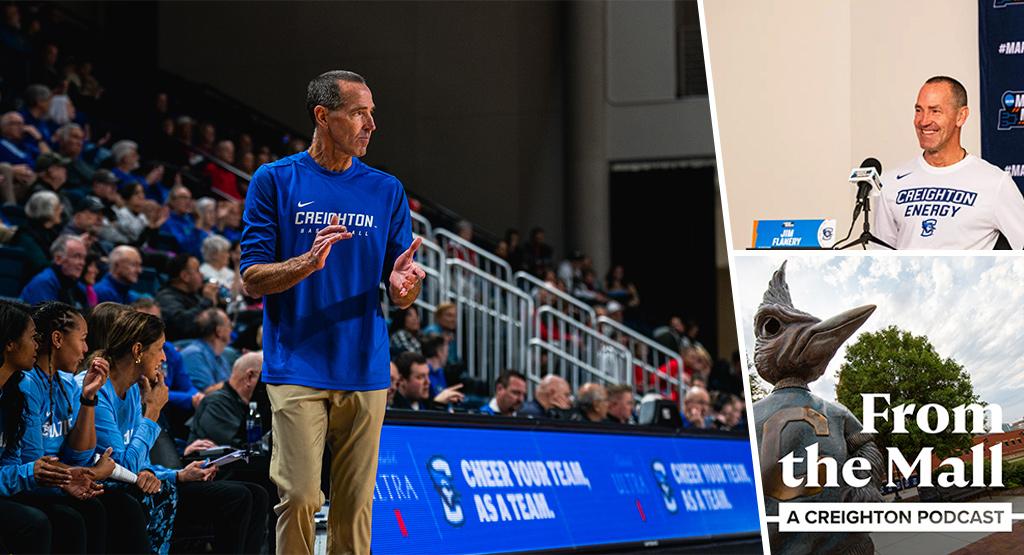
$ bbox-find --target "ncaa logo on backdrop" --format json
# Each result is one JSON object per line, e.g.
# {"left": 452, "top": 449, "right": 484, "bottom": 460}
{"left": 921, "top": 219, "right": 937, "bottom": 238}
{"left": 427, "top": 456, "right": 465, "bottom": 526}
{"left": 998, "top": 91, "right": 1024, "bottom": 130}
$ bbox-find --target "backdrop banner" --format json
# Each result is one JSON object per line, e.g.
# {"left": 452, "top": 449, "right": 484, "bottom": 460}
{"left": 979, "top": 0, "right": 1024, "bottom": 194}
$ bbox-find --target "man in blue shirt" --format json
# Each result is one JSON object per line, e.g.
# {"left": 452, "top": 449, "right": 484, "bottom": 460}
{"left": 20, "top": 235, "right": 88, "bottom": 309}
{"left": 0, "top": 111, "right": 50, "bottom": 167}
{"left": 161, "top": 185, "right": 207, "bottom": 259}
{"left": 180, "top": 308, "right": 232, "bottom": 393}
{"left": 240, "top": 70, "right": 424, "bottom": 555}
{"left": 94, "top": 245, "right": 144, "bottom": 304}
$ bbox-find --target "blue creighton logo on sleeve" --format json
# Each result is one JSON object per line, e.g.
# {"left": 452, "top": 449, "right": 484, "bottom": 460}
{"left": 650, "top": 460, "right": 678, "bottom": 514}
{"left": 427, "top": 456, "right": 465, "bottom": 526}
{"left": 921, "top": 219, "right": 937, "bottom": 237}
{"left": 999, "top": 91, "right": 1024, "bottom": 130}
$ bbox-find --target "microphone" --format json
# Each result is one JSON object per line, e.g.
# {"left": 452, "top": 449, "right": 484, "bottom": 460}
{"left": 848, "top": 158, "right": 882, "bottom": 221}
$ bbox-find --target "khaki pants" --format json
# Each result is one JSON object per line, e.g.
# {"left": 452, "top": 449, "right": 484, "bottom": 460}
{"left": 267, "top": 385, "right": 387, "bottom": 555}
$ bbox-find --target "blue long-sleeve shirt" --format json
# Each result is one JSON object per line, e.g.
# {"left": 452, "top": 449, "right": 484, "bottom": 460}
{"left": 0, "top": 393, "right": 37, "bottom": 496}
{"left": 18, "top": 368, "right": 93, "bottom": 467}
{"left": 240, "top": 153, "right": 411, "bottom": 390}
{"left": 94, "top": 273, "right": 142, "bottom": 305}
{"left": 160, "top": 212, "right": 207, "bottom": 259}
{"left": 181, "top": 340, "right": 230, "bottom": 392}
{"left": 93, "top": 380, "right": 175, "bottom": 482}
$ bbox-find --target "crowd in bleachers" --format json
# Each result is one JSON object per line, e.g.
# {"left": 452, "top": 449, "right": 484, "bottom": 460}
{"left": 0, "top": 3, "right": 746, "bottom": 552}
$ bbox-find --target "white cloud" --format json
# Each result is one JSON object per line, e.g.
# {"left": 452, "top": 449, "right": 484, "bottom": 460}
{"left": 735, "top": 254, "right": 1024, "bottom": 425}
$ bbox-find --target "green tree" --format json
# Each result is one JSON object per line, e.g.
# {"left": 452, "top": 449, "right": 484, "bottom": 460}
{"left": 835, "top": 326, "right": 978, "bottom": 460}
{"left": 746, "top": 353, "right": 771, "bottom": 402}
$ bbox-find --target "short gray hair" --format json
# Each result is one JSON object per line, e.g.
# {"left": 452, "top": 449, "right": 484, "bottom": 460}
{"left": 25, "top": 191, "right": 60, "bottom": 220}
{"left": 50, "top": 234, "right": 83, "bottom": 258}
{"left": 305, "top": 70, "right": 366, "bottom": 124}
{"left": 110, "top": 140, "right": 138, "bottom": 164}
{"left": 201, "top": 234, "right": 231, "bottom": 261}
{"left": 54, "top": 123, "right": 83, "bottom": 143}
{"left": 109, "top": 245, "right": 140, "bottom": 265}
{"left": 24, "top": 84, "right": 52, "bottom": 107}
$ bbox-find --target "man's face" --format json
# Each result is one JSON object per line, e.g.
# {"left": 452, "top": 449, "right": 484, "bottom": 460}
{"left": 607, "top": 392, "right": 635, "bottom": 422}
{"left": 546, "top": 380, "right": 571, "bottom": 410}
{"left": 72, "top": 210, "right": 99, "bottom": 233}
{"left": 914, "top": 82, "right": 967, "bottom": 154}
{"left": 684, "top": 391, "right": 710, "bottom": 420}
{"left": 399, "top": 363, "right": 430, "bottom": 402}
{"left": 113, "top": 250, "right": 142, "bottom": 284}
{"left": 670, "top": 317, "right": 685, "bottom": 334}
{"left": 55, "top": 240, "right": 86, "bottom": 279}
{"left": 169, "top": 188, "right": 192, "bottom": 215}
{"left": 321, "top": 82, "right": 376, "bottom": 158}
{"left": 182, "top": 257, "right": 204, "bottom": 292}
{"left": 43, "top": 165, "right": 67, "bottom": 188}
{"left": 60, "top": 128, "right": 84, "bottom": 157}
{"left": 0, "top": 114, "right": 23, "bottom": 140}
{"left": 496, "top": 377, "right": 527, "bottom": 413}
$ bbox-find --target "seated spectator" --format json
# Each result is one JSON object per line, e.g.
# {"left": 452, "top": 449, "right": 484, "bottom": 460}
{"left": 389, "top": 306, "right": 422, "bottom": 356}
{"left": 18, "top": 84, "right": 54, "bottom": 144}
{"left": 156, "top": 253, "right": 221, "bottom": 341}
{"left": 130, "top": 299, "right": 203, "bottom": 427}
{"left": 505, "top": 228, "right": 525, "bottom": 271}
{"left": 391, "top": 352, "right": 463, "bottom": 411}
{"left": 682, "top": 385, "right": 711, "bottom": 429}
{"left": 571, "top": 382, "right": 609, "bottom": 423}
{"left": 211, "top": 199, "right": 242, "bottom": 243}
{"left": 205, "top": 140, "right": 242, "bottom": 200}
{"left": 199, "top": 234, "right": 236, "bottom": 290}
{"left": 195, "top": 196, "right": 216, "bottom": 234}
{"left": 446, "top": 220, "right": 478, "bottom": 265}
{"left": 188, "top": 351, "right": 262, "bottom": 447}
{"left": 91, "top": 310, "right": 267, "bottom": 554}
{"left": 605, "top": 384, "right": 636, "bottom": 424}
{"left": 52, "top": 123, "right": 95, "bottom": 189}
{"left": 518, "top": 374, "right": 572, "bottom": 419}
{"left": 478, "top": 369, "right": 527, "bottom": 416}
{"left": 421, "top": 334, "right": 448, "bottom": 397}
{"left": 181, "top": 308, "right": 233, "bottom": 393}
{"left": 87, "top": 169, "right": 122, "bottom": 213}
{"left": 652, "top": 316, "right": 690, "bottom": 353}
{"left": 105, "top": 182, "right": 167, "bottom": 245}
{"left": 422, "top": 302, "right": 459, "bottom": 365}
{"left": 12, "top": 190, "right": 62, "bottom": 279}
{"left": 572, "top": 268, "right": 608, "bottom": 307}
{"left": 684, "top": 345, "right": 712, "bottom": 386}
{"left": 20, "top": 234, "right": 88, "bottom": 309}
{"left": 109, "top": 140, "right": 167, "bottom": 203}
{"left": 59, "top": 195, "right": 105, "bottom": 255}
{"left": 29, "top": 152, "right": 73, "bottom": 222}
{"left": 94, "top": 245, "right": 143, "bottom": 304}
{"left": 557, "top": 250, "right": 585, "bottom": 290}
{"left": 0, "top": 111, "right": 49, "bottom": 167}
{"left": 525, "top": 226, "right": 553, "bottom": 276}
{"left": 161, "top": 184, "right": 207, "bottom": 258}
{"left": 391, "top": 352, "right": 433, "bottom": 411}
{"left": 0, "top": 160, "right": 36, "bottom": 205}
{"left": 604, "top": 264, "right": 640, "bottom": 319}
{"left": 711, "top": 393, "right": 744, "bottom": 431}
{"left": 684, "top": 318, "right": 705, "bottom": 352}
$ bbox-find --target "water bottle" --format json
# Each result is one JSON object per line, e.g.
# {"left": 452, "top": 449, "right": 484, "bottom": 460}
{"left": 246, "top": 402, "right": 262, "bottom": 453}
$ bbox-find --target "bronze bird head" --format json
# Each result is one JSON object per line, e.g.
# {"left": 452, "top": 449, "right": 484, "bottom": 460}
{"left": 753, "top": 261, "right": 875, "bottom": 387}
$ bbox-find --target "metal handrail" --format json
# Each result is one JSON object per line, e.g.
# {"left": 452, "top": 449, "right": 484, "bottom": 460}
{"left": 535, "top": 306, "right": 633, "bottom": 389}
{"left": 435, "top": 228, "right": 512, "bottom": 282}
{"left": 527, "top": 339, "right": 624, "bottom": 390}
{"left": 514, "top": 271, "right": 596, "bottom": 326}
{"left": 445, "top": 258, "right": 533, "bottom": 386}
{"left": 597, "top": 316, "right": 685, "bottom": 409}
{"left": 410, "top": 211, "right": 433, "bottom": 238}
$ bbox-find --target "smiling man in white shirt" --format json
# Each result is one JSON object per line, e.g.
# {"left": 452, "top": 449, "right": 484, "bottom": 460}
{"left": 874, "top": 76, "right": 1024, "bottom": 249}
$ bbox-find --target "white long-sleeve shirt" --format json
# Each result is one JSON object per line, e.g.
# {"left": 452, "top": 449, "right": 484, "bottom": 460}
{"left": 874, "top": 153, "right": 1024, "bottom": 250}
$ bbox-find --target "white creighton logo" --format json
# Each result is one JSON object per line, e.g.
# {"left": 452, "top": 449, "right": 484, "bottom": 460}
{"left": 294, "top": 209, "right": 377, "bottom": 236}
{"left": 427, "top": 456, "right": 465, "bottom": 526}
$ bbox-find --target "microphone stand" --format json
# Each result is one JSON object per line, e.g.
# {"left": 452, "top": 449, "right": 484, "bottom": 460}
{"left": 834, "top": 187, "right": 895, "bottom": 250}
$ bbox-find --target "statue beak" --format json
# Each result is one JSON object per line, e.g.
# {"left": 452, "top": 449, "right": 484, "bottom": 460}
{"left": 801, "top": 304, "right": 876, "bottom": 360}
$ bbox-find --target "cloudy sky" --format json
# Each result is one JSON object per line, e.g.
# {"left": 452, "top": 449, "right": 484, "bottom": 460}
{"left": 733, "top": 254, "right": 1024, "bottom": 426}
